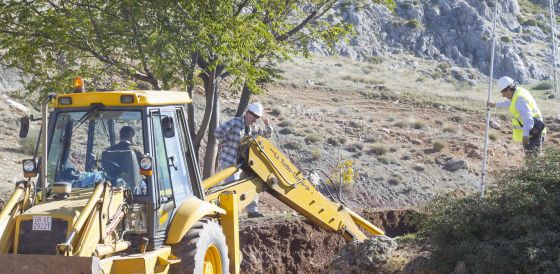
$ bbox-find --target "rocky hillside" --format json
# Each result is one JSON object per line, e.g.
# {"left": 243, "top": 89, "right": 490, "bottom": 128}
{"left": 316, "top": 0, "right": 556, "bottom": 84}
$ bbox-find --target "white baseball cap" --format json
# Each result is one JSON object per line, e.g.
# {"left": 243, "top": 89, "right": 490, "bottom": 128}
{"left": 497, "top": 76, "right": 514, "bottom": 92}
{"left": 247, "top": 103, "right": 263, "bottom": 117}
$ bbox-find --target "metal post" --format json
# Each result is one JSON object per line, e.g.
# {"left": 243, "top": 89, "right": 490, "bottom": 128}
{"left": 549, "top": 0, "right": 558, "bottom": 97}
{"left": 41, "top": 96, "right": 50, "bottom": 201}
{"left": 480, "top": 0, "right": 499, "bottom": 198}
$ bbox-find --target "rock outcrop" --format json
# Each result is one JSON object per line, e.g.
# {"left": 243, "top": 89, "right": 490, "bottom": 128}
{"left": 317, "top": 0, "right": 554, "bottom": 84}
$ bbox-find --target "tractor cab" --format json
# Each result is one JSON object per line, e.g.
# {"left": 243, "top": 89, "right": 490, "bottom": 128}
{"left": 21, "top": 89, "right": 203, "bottom": 251}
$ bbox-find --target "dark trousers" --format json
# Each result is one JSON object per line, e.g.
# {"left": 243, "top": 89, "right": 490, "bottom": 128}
{"left": 524, "top": 134, "right": 545, "bottom": 157}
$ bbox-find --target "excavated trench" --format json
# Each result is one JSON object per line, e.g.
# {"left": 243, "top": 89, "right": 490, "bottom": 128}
{"left": 239, "top": 209, "right": 417, "bottom": 274}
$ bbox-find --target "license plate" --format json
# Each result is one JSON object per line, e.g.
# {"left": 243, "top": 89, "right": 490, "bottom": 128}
{"left": 32, "top": 216, "right": 52, "bottom": 231}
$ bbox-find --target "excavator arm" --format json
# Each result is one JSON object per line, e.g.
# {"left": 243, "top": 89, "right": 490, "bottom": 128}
{"left": 204, "top": 136, "right": 384, "bottom": 241}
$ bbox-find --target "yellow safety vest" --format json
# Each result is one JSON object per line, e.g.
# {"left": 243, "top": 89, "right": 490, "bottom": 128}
{"left": 509, "top": 87, "right": 545, "bottom": 142}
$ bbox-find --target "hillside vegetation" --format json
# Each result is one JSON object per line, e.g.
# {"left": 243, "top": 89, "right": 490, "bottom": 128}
{"left": 419, "top": 148, "right": 560, "bottom": 273}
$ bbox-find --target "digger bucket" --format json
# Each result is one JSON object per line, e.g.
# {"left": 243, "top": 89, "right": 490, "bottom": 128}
{"left": 0, "top": 254, "right": 102, "bottom": 274}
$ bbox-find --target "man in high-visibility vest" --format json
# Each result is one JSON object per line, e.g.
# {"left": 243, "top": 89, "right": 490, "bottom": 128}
{"left": 488, "top": 76, "right": 546, "bottom": 156}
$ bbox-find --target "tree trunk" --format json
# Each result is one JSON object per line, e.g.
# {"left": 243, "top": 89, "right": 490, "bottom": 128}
{"left": 186, "top": 54, "right": 198, "bottom": 146}
{"left": 203, "top": 77, "right": 220, "bottom": 178}
{"left": 193, "top": 72, "right": 215, "bottom": 155}
{"left": 235, "top": 83, "right": 251, "bottom": 117}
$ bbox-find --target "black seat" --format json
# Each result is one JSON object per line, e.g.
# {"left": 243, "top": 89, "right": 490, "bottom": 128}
{"left": 101, "top": 150, "right": 141, "bottom": 190}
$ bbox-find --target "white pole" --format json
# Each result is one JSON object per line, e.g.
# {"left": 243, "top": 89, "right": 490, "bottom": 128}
{"left": 549, "top": 0, "right": 558, "bottom": 97}
{"left": 480, "top": 0, "right": 499, "bottom": 198}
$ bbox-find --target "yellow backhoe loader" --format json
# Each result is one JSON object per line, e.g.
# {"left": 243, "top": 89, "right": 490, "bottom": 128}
{"left": 0, "top": 81, "right": 383, "bottom": 274}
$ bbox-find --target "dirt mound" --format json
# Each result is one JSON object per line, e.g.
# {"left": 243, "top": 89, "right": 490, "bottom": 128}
{"left": 240, "top": 216, "right": 344, "bottom": 274}
{"left": 239, "top": 209, "right": 415, "bottom": 274}
{"left": 329, "top": 236, "right": 398, "bottom": 274}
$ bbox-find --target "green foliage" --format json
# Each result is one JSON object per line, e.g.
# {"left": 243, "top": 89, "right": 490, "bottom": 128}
{"left": 0, "top": 0, "right": 394, "bottom": 97}
{"left": 418, "top": 149, "right": 560, "bottom": 273}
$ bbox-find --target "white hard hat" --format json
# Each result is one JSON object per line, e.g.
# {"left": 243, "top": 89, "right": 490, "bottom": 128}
{"left": 497, "top": 76, "right": 514, "bottom": 91}
{"left": 247, "top": 103, "right": 263, "bottom": 117}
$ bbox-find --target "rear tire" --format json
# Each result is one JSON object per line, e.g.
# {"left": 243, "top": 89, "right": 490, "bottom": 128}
{"left": 171, "top": 218, "right": 230, "bottom": 274}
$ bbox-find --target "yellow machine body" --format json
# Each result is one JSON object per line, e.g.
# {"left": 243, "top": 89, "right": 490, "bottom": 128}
{"left": 0, "top": 90, "right": 383, "bottom": 274}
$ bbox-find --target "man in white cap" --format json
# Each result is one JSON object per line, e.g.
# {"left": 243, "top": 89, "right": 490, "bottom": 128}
{"left": 488, "top": 76, "right": 546, "bottom": 156}
{"left": 215, "top": 102, "right": 273, "bottom": 217}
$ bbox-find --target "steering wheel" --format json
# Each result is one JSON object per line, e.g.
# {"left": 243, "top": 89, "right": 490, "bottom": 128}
{"left": 99, "top": 159, "right": 123, "bottom": 178}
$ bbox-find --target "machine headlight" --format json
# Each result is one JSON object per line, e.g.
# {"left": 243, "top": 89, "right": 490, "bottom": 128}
{"left": 22, "top": 159, "right": 37, "bottom": 177}
{"left": 139, "top": 155, "right": 153, "bottom": 176}
{"left": 23, "top": 159, "right": 36, "bottom": 173}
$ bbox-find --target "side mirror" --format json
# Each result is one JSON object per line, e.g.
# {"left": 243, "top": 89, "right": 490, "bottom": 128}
{"left": 19, "top": 116, "right": 30, "bottom": 138}
{"left": 161, "top": 117, "right": 175, "bottom": 138}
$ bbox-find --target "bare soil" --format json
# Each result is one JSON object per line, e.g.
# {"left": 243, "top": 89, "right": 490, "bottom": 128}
{"left": 239, "top": 207, "right": 416, "bottom": 274}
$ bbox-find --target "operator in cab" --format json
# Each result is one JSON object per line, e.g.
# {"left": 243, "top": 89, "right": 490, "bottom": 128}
{"left": 107, "top": 126, "right": 144, "bottom": 162}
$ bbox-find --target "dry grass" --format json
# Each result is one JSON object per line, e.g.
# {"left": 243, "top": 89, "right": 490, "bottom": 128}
{"left": 368, "top": 144, "right": 389, "bottom": 155}
{"left": 310, "top": 147, "right": 321, "bottom": 161}
{"left": 443, "top": 125, "right": 458, "bottom": 133}
{"left": 433, "top": 140, "right": 446, "bottom": 152}
{"left": 341, "top": 75, "right": 385, "bottom": 85}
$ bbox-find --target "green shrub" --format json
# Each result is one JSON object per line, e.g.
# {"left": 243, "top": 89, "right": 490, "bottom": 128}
{"left": 418, "top": 149, "right": 560, "bottom": 273}
{"left": 304, "top": 133, "right": 322, "bottom": 144}
{"left": 366, "top": 56, "right": 383, "bottom": 64}
{"left": 19, "top": 128, "right": 40, "bottom": 155}
{"left": 405, "top": 19, "right": 422, "bottom": 29}
{"left": 378, "top": 156, "right": 390, "bottom": 164}
{"left": 500, "top": 36, "right": 512, "bottom": 43}
{"left": 489, "top": 132, "right": 498, "bottom": 141}
{"left": 411, "top": 120, "right": 426, "bottom": 129}
{"left": 278, "top": 127, "right": 294, "bottom": 135}
{"left": 394, "top": 120, "right": 408, "bottom": 128}
{"left": 437, "top": 62, "right": 451, "bottom": 73}
{"left": 277, "top": 120, "right": 293, "bottom": 127}
{"left": 269, "top": 107, "right": 282, "bottom": 117}
{"left": 532, "top": 81, "right": 553, "bottom": 90}
{"left": 283, "top": 140, "right": 303, "bottom": 150}
{"left": 522, "top": 18, "right": 537, "bottom": 26}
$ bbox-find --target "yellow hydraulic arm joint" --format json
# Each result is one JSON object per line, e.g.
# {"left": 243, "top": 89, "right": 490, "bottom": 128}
{"left": 0, "top": 182, "right": 27, "bottom": 225}
{"left": 238, "top": 136, "right": 384, "bottom": 241}
{"left": 219, "top": 192, "right": 240, "bottom": 274}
